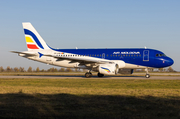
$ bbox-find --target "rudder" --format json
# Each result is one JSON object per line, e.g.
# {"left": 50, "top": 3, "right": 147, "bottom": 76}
{"left": 22, "top": 22, "right": 50, "bottom": 50}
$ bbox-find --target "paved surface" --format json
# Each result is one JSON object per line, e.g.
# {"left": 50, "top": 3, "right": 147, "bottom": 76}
{"left": 0, "top": 75, "right": 180, "bottom": 80}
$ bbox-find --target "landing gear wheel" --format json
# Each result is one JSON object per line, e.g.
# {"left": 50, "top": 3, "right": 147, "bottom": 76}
{"left": 145, "top": 74, "right": 150, "bottom": 78}
{"left": 97, "top": 73, "right": 104, "bottom": 77}
{"left": 85, "top": 72, "right": 92, "bottom": 78}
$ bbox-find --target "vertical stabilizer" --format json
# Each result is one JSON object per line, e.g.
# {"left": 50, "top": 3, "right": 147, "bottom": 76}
{"left": 22, "top": 22, "right": 50, "bottom": 50}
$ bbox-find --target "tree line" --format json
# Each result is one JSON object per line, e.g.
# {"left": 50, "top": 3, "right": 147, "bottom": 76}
{"left": 0, "top": 66, "right": 87, "bottom": 72}
{"left": 0, "top": 66, "right": 176, "bottom": 73}
{"left": 134, "top": 66, "right": 175, "bottom": 72}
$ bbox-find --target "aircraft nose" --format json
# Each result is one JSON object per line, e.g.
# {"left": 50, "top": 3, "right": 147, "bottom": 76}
{"left": 167, "top": 58, "right": 174, "bottom": 66}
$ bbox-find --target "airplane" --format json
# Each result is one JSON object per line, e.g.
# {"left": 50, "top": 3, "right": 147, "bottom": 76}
{"left": 11, "top": 22, "right": 174, "bottom": 78}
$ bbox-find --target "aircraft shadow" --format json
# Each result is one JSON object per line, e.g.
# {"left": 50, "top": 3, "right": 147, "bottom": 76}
{"left": 0, "top": 93, "right": 179, "bottom": 118}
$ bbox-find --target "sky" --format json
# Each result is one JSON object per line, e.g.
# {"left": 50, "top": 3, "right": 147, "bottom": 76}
{"left": 0, "top": 0, "right": 180, "bottom": 71}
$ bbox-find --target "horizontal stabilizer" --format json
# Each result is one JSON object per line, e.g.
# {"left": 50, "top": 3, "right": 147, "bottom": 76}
{"left": 10, "top": 51, "right": 38, "bottom": 56}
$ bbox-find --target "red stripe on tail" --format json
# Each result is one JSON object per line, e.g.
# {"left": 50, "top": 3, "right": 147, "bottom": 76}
{"left": 27, "top": 44, "right": 39, "bottom": 49}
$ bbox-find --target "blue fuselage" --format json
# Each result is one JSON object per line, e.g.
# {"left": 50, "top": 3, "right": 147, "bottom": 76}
{"left": 50, "top": 48, "right": 174, "bottom": 68}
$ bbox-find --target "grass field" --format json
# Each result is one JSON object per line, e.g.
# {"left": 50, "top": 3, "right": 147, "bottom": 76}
{"left": 0, "top": 78, "right": 180, "bottom": 118}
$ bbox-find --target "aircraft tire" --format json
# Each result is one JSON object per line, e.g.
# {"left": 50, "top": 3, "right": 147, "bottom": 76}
{"left": 98, "top": 73, "right": 104, "bottom": 77}
{"left": 85, "top": 72, "right": 92, "bottom": 78}
{"left": 145, "top": 74, "right": 150, "bottom": 78}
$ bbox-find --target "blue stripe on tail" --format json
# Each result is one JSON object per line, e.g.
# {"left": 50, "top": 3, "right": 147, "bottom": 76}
{"left": 24, "top": 29, "right": 44, "bottom": 49}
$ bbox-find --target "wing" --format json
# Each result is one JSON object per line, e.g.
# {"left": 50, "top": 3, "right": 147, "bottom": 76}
{"left": 43, "top": 54, "right": 113, "bottom": 64}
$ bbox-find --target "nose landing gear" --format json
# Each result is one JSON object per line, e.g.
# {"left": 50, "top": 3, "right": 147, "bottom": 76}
{"left": 145, "top": 68, "right": 150, "bottom": 78}
{"left": 145, "top": 74, "right": 150, "bottom": 78}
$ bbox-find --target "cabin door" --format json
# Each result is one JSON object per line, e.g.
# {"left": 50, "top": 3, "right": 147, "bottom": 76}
{"left": 102, "top": 53, "right": 105, "bottom": 59}
{"left": 143, "top": 50, "right": 149, "bottom": 61}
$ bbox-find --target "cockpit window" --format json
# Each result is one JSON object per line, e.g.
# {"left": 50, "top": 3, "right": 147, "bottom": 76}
{"left": 156, "top": 53, "right": 166, "bottom": 57}
{"left": 162, "top": 54, "right": 166, "bottom": 57}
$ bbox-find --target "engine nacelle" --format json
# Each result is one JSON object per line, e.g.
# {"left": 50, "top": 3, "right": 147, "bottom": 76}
{"left": 98, "top": 64, "right": 118, "bottom": 75}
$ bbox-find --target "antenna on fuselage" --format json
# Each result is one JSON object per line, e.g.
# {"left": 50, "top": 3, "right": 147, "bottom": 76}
{"left": 76, "top": 47, "right": 78, "bottom": 49}
{"left": 144, "top": 46, "right": 147, "bottom": 49}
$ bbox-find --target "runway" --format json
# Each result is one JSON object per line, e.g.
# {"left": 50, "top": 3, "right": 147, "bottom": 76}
{"left": 0, "top": 75, "right": 180, "bottom": 80}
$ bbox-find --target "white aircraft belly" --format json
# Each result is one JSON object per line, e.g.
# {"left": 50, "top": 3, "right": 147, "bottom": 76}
{"left": 124, "top": 63, "right": 146, "bottom": 69}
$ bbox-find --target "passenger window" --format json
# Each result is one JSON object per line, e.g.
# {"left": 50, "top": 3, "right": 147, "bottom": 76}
{"left": 156, "top": 54, "right": 158, "bottom": 57}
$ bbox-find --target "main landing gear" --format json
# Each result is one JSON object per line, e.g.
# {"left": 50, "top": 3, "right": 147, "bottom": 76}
{"left": 85, "top": 72, "right": 105, "bottom": 78}
{"left": 97, "top": 73, "right": 104, "bottom": 77}
{"left": 85, "top": 72, "right": 92, "bottom": 78}
{"left": 145, "top": 68, "right": 150, "bottom": 78}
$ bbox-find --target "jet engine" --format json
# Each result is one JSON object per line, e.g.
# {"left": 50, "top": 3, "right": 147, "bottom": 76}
{"left": 98, "top": 64, "right": 119, "bottom": 75}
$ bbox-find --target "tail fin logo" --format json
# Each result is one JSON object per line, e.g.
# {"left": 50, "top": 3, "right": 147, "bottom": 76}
{"left": 24, "top": 29, "right": 44, "bottom": 50}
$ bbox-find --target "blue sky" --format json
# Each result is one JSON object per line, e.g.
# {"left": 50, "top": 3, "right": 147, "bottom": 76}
{"left": 0, "top": 0, "right": 180, "bottom": 71}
